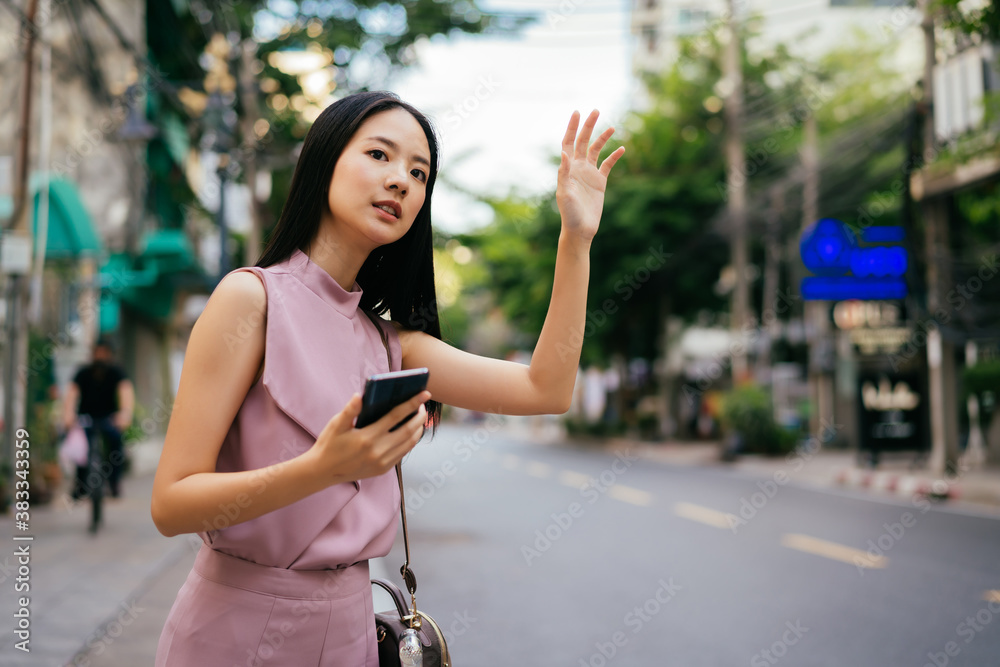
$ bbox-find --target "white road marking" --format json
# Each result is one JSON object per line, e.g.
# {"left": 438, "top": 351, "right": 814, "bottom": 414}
{"left": 525, "top": 460, "right": 552, "bottom": 478}
{"left": 608, "top": 485, "right": 652, "bottom": 506}
{"left": 673, "top": 502, "right": 737, "bottom": 530}
{"left": 558, "top": 470, "right": 593, "bottom": 489}
{"left": 501, "top": 454, "right": 520, "bottom": 470}
{"left": 781, "top": 533, "right": 887, "bottom": 569}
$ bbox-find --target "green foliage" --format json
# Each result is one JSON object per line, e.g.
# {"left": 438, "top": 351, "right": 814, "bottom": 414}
{"left": 448, "top": 15, "right": 919, "bottom": 377}
{"left": 719, "top": 384, "right": 797, "bottom": 456}
{"left": 150, "top": 1, "right": 526, "bottom": 99}
{"left": 465, "top": 21, "right": 912, "bottom": 364}
{"left": 25, "top": 330, "right": 58, "bottom": 464}
{"left": 964, "top": 360, "right": 1000, "bottom": 398}
{"left": 937, "top": 0, "right": 1000, "bottom": 40}
{"left": 803, "top": 33, "right": 913, "bottom": 229}
{"left": 957, "top": 180, "right": 1000, "bottom": 236}
{"left": 433, "top": 238, "right": 490, "bottom": 347}
{"left": 144, "top": 0, "right": 530, "bottom": 260}
{"left": 456, "top": 195, "right": 555, "bottom": 341}
{"left": 563, "top": 417, "right": 626, "bottom": 441}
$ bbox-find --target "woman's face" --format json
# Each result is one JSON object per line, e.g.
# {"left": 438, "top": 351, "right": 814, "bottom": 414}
{"left": 325, "top": 107, "right": 432, "bottom": 250}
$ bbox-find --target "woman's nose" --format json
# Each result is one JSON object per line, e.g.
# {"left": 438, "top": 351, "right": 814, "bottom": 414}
{"left": 386, "top": 168, "right": 407, "bottom": 195}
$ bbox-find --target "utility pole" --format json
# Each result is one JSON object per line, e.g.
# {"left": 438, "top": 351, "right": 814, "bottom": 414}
{"left": 757, "top": 186, "right": 784, "bottom": 376}
{"left": 2, "top": 0, "right": 40, "bottom": 477}
{"left": 920, "top": 0, "right": 960, "bottom": 476}
{"left": 28, "top": 0, "right": 53, "bottom": 325}
{"left": 724, "top": 0, "right": 749, "bottom": 382}
{"left": 801, "top": 114, "right": 834, "bottom": 437}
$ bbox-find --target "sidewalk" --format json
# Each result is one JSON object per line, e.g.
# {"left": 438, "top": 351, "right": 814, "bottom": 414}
{"left": 0, "top": 437, "right": 195, "bottom": 667}
{"left": 615, "top": 436, "right": 1000, "bottom": 513}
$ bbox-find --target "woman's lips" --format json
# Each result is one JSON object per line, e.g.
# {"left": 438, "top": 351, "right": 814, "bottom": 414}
{"left": 373, "top": 204, "right": 398, "bottom": 221}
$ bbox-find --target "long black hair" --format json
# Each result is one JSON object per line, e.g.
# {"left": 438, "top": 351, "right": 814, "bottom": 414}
{"left": 256, "top": 91, "right": 442, "bottom": 427}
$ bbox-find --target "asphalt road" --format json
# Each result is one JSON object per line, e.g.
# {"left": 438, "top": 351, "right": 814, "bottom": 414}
{"left": 382, "top": 421, "right": 1000, "bottom": 667}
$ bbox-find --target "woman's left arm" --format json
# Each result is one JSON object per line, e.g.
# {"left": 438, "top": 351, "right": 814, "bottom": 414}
{"left": 400, "top": 109, "right": 624, "bottom": 415}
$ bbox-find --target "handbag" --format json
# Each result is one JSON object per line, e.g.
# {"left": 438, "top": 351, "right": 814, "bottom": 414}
{"left": 59, "top": 425, "right": 89, "bottom": 468}
{"left": 372, "top": 463, "right": 451, "bottom": 666}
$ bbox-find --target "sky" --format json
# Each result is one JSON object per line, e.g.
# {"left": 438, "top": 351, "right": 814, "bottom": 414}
{"left": 387, "top": 0, "right": 637, "bottom": 234}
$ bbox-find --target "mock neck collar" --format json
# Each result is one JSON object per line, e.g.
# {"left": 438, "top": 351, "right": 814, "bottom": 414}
{"left": 288, "top": 248, "right": 363, "bottom": 317}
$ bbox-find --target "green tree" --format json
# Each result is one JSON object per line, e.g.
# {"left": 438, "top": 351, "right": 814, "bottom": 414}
{"left": 143, "top": 0, "right": 530, "bottom": 252}
{"left": 937, "top": 0, "right": 1000, "bottom": 40}
{"left": 461, "top": 18, "right": 917, "bottom": 368}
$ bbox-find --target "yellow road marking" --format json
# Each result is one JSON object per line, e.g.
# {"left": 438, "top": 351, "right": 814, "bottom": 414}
{"left": 781, "top": 534, "right": 887, "bottom": 569}
{"left": 985, "top": 591, "right": 1000, "bottom": 603}
{"left": 608, "top": 485, "right": 652, "bottom": 506}
{"left": 558, "top": 470, "right": 593, "bottom": 489}
{"left": 524, "top": 461, "right": 552, "bottom": 479}
{"left": 501, "top": 454, "right": 520, "bottom": 470}
{"left": 673, "top": 502, "right": 737, "bottom": 530}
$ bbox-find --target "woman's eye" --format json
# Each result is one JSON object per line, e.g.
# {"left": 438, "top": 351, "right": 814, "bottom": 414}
{"left": 411, "top": 169, "right": 426, "bottom": 182}
{"left": 368, "top": 149, "right": 386, "bottom": 160}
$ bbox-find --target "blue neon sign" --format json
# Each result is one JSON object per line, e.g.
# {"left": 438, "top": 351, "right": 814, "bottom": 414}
{"left": 800, "top": 218, "right": 908, "bottom": 301}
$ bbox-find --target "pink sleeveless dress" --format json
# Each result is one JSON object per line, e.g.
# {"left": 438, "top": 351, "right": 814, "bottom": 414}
{"left": 155, "top": 248, "right": 401, "bottom": 667}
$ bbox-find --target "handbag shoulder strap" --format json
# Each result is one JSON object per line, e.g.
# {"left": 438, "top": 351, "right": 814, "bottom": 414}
{"left": 363, "top": 310, "right": 420, "bottom": 613}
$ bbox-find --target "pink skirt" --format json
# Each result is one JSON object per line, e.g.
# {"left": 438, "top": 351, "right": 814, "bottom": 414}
{"left": 156, "top": 544, "right": 378, "bottom": 666}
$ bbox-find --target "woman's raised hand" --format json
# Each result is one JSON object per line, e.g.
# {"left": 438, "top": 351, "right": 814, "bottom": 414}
{"left": 556, "top": 109, "right": 625, "bottom": 243}
{"left": 310, "top": 390, "right": 431, "bottom": 484}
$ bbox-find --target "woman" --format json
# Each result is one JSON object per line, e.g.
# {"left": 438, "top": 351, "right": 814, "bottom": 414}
{"left": 151, "top": 90, "right": 624, "bottom": 665}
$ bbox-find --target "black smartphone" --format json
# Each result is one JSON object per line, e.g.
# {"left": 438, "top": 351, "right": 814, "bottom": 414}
{"left": 355, "top": 368, "right": 430, "bottom": 430}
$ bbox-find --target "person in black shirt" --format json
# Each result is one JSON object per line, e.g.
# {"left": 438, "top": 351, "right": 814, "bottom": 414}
{"left": 63, "top": 338, "right": 134, "bottom": 507}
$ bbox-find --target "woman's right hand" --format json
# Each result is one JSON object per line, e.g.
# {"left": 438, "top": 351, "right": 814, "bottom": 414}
{"left": 309, "top": 390, "right": 431, "bottom": 484}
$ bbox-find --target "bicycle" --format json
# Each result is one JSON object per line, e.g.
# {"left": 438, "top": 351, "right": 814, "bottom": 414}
{"left": 75, "top": 414, "right": 104, "bottom": 534}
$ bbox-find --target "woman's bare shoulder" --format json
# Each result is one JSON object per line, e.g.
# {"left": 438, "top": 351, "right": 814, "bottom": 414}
{"left": 191, "top": 270, "right": 267, "bottom": 354}
{"left": 214, "top": 269, "right": 266, "bottom": 303}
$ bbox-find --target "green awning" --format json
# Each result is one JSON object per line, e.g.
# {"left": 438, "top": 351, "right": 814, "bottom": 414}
{"left": 30, "top": 176, "right": 103, "bottom": 258}
{"left": 0, "top": 176, "right": 102, "bottom": 259}
{"left": 99, "top": 229, "right": 205, "bottom": 327}
{"left": 141, "top": 228, "right": 199, "bottom": 274}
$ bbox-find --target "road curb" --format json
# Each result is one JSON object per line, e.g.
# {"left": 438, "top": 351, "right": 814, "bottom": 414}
{"left": 569, "top": 436, "right": 1000, "bottom": 510}
{"left": 835, "top": 467, "right": 957, "bottom": 501}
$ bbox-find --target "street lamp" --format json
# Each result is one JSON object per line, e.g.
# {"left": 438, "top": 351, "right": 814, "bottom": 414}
{"left": 116, "top": 82, "right": 158, "bottom": 256}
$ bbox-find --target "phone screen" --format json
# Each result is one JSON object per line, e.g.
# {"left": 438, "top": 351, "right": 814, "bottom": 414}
{"left": 355, "top": 368, "right": 430, "bottom": 430}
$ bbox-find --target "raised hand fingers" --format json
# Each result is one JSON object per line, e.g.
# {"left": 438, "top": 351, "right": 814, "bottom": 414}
{"left": 599, "top": 146, "right": 626, "bottom": 177}
{"left": 563, "top": 109, "right": 617, "bottom": 168}
{"left": 587, "top": 126, "right": 615, "bottom": 164}
{"left": 561, "top": 110, "right": 581, "bottom": 156}
{"left": 574, "top": 109, "right": 600, "bottom": 159}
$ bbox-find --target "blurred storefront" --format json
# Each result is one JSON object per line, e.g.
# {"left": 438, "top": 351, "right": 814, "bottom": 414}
{"left": 0, "top": 1, "right": 213, "bottom": 450}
